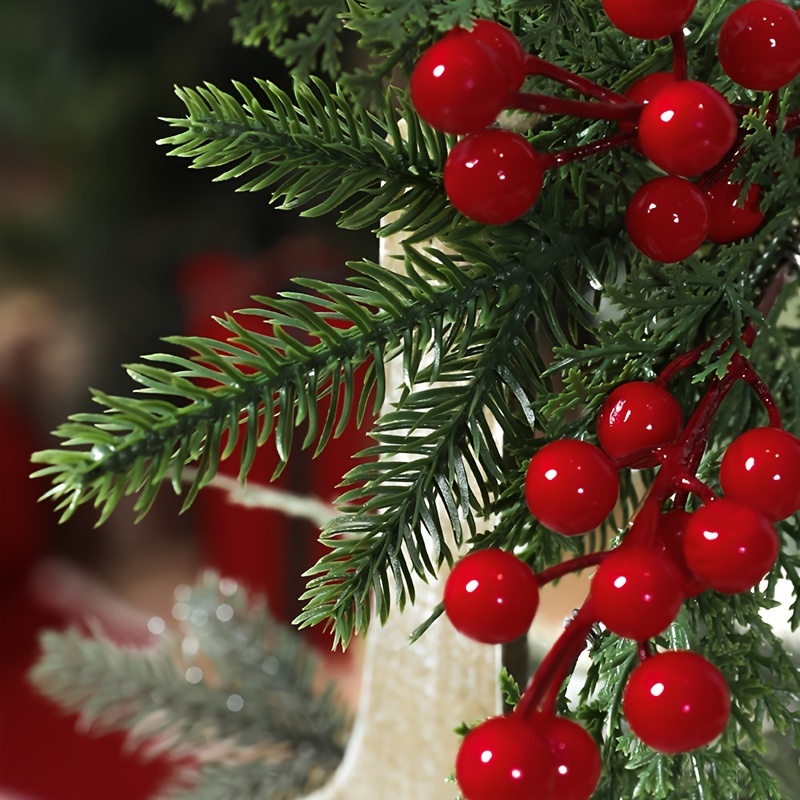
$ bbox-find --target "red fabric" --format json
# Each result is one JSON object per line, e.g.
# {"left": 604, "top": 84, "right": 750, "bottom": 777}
{"left": 0, "top": 394, "right": 175, "bottom": 800}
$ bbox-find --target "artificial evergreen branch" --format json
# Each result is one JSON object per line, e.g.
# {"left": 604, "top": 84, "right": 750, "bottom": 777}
{"left": 32, "top": 250, "right": 519, "bottom": 522}
{"left": 158, "top": 79, "right": 453, "bottom": 238}
{"left": 29, "top": 573, "right": 349, "bottom": 800}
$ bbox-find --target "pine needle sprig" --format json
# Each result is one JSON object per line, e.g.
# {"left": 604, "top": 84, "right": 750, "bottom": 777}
{"left": 294, "top": 278, "right": 552, "bottom": 645}
{"left": 29, "top": 573, "right": 350, "bottom": 800}
{"left": 31, "top": 243, "right": 575, "bottom": 527}
{"left": 158, "top": 79, "right": 455, "bottom": 238}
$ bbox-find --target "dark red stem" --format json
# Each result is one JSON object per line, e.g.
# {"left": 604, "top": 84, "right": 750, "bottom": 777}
{"left": 511, "top": 91, "right": 642, "bottom": 122}
{"left": 676, "top": 473, "right": 717, "bottom": 505}
{"left": 515, "top": 599, "right": 597, "bottom": 718}
{"left": 637, "top": 640, "right": 653, "bottom": 662}
{"left": 541, "top": 130, "right": 637, "bottom": 169}
{"left": 696, "top": 131, "right": 748, "bottom": 191}
{"left": 670, "top": 30, "right": 688, "bottom": 80}
{"left": 524, "top": 55, "right": 631, "bottom": 104}
{"left": 738, "top": 357, "right": 783, "bottom": 427}
{"left": 654, "top": 340, "right": 714, "bottom": 387}
{"left": 537, "top": 552, "right": 609, "bottom": 585}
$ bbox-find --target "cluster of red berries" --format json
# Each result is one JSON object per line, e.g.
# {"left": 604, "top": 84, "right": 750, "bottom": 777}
{"left": 410, "top": 1, "right": 800, "bottom": 262}
{"left": 443, "top": 338, "right": 800, "bottom": 799}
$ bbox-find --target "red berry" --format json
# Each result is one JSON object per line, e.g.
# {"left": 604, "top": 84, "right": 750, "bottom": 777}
{"left": 410, "top": 28, "right": 510, "bottom": 134}
{"left": 470, "top": 19, "right": 527, "bottom": 92}
{"left": 602, "top": 0, "right": 697, "bottom": 39}
{"left": 455, "top": 716, "right": 556, "bottom": 800}
{"left": 719, "top": 426, "right": 800, "bottom": 521}
{"left": 443, "top": 548, "right": 539, "bottom": 644}
{"left": 443, "top": 129, "right": 543, "bottom": 224}
{"left": 682, "top": 499, "right": 779, "bottom": 594}
{"left": 621, "top": 71, "right": 676, "bottom": 149}
{"left": 597, "top": 380, "right": 683, "bottom": 467}
{"left": 625, "top": 176, "right": 710, "bottom": 262}
{"left": 705, "top": 174, "right": 764, "bottom": 244}
{"left": 591, "top": 546, "right": 685, "bottom": 640}
{"left": 623, "top": 650, "right": 730, "bottom": 754}
{"left": 658, "top": 510, "right": 707, "bottom": 597}
{"left": 718, "top": 0, "right": 800, "bottom": 91}
{"left": 525, "top": 439, "right": 619, "bottom": 536}
{"left": 638, "top": 81, "right": 738, "bottom": 177}
{"left": 535, "top": 714, "right": 602, "bottom": 800}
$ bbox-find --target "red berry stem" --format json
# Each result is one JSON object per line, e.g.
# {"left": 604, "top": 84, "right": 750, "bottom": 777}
{"left": 667, "top": 369, "right": 741, "bottom": 509}
{"left": 696, "top": 130, "right": 747, "bottom": 191}
{"left": 737, "top": 357, "right": 783, "bottom": 427}
{"left": 511, "top": 91, "right": 642, "bottom": 122}
{"left": 768, "top": 95, "right": 780, "bottom": 126}
{"left": 654, "top": 340, "right": 714, "bottom": 386}
{"left": 540, "top": 129, "right": 637, "bottom": 168}
{"left": 614, "top": 489, "right": 661, "bottom": 548}
{"left": 676, "top": 473, "right": 717, "bottom": 505}
{"left": 670, "top": 30, "right": 688, "bottom": 80}
{"left": 637, "top": 640, "right": 653, "bottom": 662}
{"left": 538, "top": 632, "right": 590, "bottom": 716}
{"left": 537, "top": 552, "right": 610, "bottom": 585}
{"left": 515, "top": 600, "right": 597, "bottom": 718}
{"left": 523, "top": 54, "right": 631, "bottom": 104}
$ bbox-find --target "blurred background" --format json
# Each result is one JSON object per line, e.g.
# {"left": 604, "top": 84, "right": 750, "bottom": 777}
{"left": 0, "top": 2, "right": 375, "bottom": 797}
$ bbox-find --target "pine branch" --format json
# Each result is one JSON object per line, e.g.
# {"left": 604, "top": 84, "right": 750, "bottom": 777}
{"left": 29, "top": 573, "right": 349, "bottom": 800}
{"left": 158, "top": 79, "right": 453, "bottom": 238}
{"left": 31, "top": 244, "right": 571, "bottom": 525}
{"left": 295, "top": 274, "right": 550, "bottom": 644}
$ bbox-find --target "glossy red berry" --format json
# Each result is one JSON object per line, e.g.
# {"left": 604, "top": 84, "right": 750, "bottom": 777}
{"left": 591, "top": 546, "right": 685, "bottom": 640}
{"left": 625, "top": 176, "right": 710, "bottom": 262}
{"left": 658, "top": 510, "right": 707, "bottom": 597}
{"left": 718, "top": 0, "right": 800, "bottom": 91}
{"left": 525, "top": 439, "right": 620, "bottom": 536}
{"left": 602, "top": 0, "right": 697, "bottom": 39}
{"left": 638, "top": 81, "right": 738, "bottom": 177}
{"left": 621, "top": 71, "right": 676, "bottom": 148}
{"left": 443, "top": 129, "right": 543, "bottom": 224}
{"left": 597, "top": 380, "right": 683, "bottom": 467}
{"left": 443, "top": 548, "right": 539, "bottom": 644}
{"left": 410, "top": 28, "right": 510, "bottom": 134}
{"left": 719, "top": 426, "right": 800, "bottom": 521}
{"left": 705, "top": 175, "right": 764, "bottom": 244}
{"left": 470, "top": 19, "right": 527, "bottom": 92}
{"left": 455, "top": 715, "right": 556, "bottom": 800}
{"left": 682, "top": 499, "right": 779, "bottom": 594}
{"left": 623, "top": 650, "right": 730, "bottom": 754}
{"left": 535, "top": 714, "right": 602, "bottom": 800}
